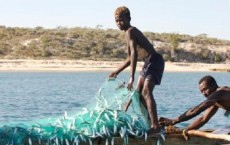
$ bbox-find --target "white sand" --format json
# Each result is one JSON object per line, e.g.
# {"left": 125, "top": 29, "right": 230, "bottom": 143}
{"left": 0, "top": 59, "right": 229, "bottom": 72}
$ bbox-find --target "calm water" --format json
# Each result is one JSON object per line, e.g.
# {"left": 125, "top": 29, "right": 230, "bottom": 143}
{"left": 0, "top": 71, "right": 229, "bottom": 129}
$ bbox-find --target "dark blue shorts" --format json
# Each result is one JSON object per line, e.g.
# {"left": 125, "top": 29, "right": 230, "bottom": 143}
{"left": 140, "top": 53, "right": 165, "bottom": 85}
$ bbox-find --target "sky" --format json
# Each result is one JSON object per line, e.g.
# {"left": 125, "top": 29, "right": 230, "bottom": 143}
{"left": 1, "top": 0, "right": 230, "bottom": 40}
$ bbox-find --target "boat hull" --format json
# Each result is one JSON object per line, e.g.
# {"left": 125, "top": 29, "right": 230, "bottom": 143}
{"left": 22, "top": 133, "right": 230, "bottom": 145}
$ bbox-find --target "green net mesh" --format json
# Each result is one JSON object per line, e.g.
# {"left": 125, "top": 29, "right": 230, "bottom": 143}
{"left": 0, "top": 78, "right": 160, "bottom": 145}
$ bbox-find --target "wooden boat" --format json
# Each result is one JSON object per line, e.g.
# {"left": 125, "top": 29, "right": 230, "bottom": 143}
{"left": 79, "top": 134, "right": 230, "bottom": 145}
{"left": 23, "top": 130, "right": 230, "bottom": 145}
{"left": 2, "top": 125, "right": 227, "bottom": 145}
{"left": 23, "top": 135, "right": 230, "bottom": 145}
{"left": 91, "top": 134, "right": 230, "bottom": 145}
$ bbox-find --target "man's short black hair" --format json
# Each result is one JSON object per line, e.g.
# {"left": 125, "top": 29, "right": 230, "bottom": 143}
{"left": 199, "top": 75, "right": 218, "bottom": 87}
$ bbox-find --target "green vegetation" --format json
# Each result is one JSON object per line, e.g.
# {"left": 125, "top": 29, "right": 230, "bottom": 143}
{"left": 0, "top": 25, "right": 229, "bottom": 63}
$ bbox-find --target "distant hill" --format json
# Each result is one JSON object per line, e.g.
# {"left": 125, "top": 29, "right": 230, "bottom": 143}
{"left": 0, "top": 26, "right": 229, "bottom": 63}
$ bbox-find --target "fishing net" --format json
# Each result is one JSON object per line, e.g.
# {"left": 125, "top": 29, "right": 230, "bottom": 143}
{"left": 0, "top": 78, "right": 162, "bottom": 145}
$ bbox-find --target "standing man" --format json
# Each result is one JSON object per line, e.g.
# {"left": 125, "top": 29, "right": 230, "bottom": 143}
{"left": 109, "top": 6, "right": 165, "bottom": 135}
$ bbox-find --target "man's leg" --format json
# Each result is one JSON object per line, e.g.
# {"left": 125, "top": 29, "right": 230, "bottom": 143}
{"left": 142, "top": 78, "right": 160, "bottom": 133}
{"left": 136, "top": 75, "right": 145, "bottom": 91}
{"left": 136, "top": 76, "right": 147, "bottom": 108}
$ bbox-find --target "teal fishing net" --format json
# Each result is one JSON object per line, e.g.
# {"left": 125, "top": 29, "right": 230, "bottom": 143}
{"left": 0, "top": 78, "right": 162, "bottom": 145}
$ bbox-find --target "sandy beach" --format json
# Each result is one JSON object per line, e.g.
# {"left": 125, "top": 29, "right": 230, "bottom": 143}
{"left": 0, "top": 59, "right": 229, "bottom": 72}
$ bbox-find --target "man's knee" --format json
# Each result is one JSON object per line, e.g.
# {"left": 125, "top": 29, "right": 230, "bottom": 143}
{"left": 141, "top": 88, "right": 150, "bottom": 98}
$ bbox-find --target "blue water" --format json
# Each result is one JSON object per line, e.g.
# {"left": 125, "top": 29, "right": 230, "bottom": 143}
{"left": 0, "top": 71, "right": 229, "bottom": 129}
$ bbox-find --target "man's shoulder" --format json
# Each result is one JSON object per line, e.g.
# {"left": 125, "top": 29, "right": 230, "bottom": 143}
{"left": 127, "top": 26, "right": 143, "bottom": 33}
{"left": 126, "top": 26, "right": 136, "bottom": 33}
{"left": 208, "top": 90, "right": 223, "bottom": 99}
{"left": 217, "top": 87, "right": 230, "bottom": 94}
{"left": 125, "top": 27, "right": 140, "bottom": 38}
{"left": 209, "top": 88, "right": 230, "bottom": 99}
{"left": 126, "top": 27, "right": 144, "bottom": 38}
{"left": 220, "top": 86, "right": 230, "bottom": 90}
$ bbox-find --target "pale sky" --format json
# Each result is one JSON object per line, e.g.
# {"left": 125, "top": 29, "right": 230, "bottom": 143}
{"left": 1, "top": 0, "right": 230, "bottom": 40}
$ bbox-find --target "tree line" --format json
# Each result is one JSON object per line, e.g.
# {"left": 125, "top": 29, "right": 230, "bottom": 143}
{"left": 0, "top": 25, "right": 229, "bottom": 63}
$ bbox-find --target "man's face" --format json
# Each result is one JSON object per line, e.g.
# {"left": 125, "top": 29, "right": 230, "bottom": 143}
{"left": 115, "top": 14, "right": 129, "bottom": 30}
{"left": 199, "top": 81, "right": 214, "bottom": 97}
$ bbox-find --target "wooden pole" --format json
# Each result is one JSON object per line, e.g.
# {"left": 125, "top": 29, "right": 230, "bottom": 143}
{"left": 186, "top": 130, "right": 230, "bottom": 141}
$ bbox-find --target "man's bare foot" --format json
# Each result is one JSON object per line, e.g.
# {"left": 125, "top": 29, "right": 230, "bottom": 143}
{"left": 147, "top": 128, "right": 161, "bottom": 137}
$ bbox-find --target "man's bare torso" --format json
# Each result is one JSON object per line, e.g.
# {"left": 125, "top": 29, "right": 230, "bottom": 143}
{"left": 214, "top": 86, "right": 230, "bottom": 111}
{"left": 126, "top": 27, "right": 156, "bottom": 58}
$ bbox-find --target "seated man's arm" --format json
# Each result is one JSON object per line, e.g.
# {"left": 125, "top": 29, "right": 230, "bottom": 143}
{"left": 186, "top": 105, "right": 219, "bottom": 130}
{"left": 173, "top": 99, "right": 217, "bottom": 124}
{"left": 159, "top": 92, "right": 221, "bottom": 126}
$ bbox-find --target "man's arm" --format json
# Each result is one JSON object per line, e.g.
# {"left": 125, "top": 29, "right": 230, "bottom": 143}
{"left": 109, "top": 48, "right": 131, "bottom": 78}
{"left": 129, "top": 39, "right": 137, "bottom": 77}
{"left": 186, "top": 105, "right": 218, "bottom": 130}
{"left": 159, "top": 91, "right": 222, "bottom": 127}
{"left": 126, "top": 29, "right": 138, "bottom": 90}
{"left": 173, "top": 99, "right": 217, "bottom": 124}
{"left": 112, "top": 57, "right": 131, "bottom": 76}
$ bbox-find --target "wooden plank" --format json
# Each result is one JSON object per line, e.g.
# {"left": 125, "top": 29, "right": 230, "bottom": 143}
{"left": 187, "top": 130, "right": 230, "bottom": 141}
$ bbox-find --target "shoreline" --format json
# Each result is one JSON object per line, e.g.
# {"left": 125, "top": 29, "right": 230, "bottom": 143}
{"left": 0, "top": 59, "right": 229, "bottom": 72}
